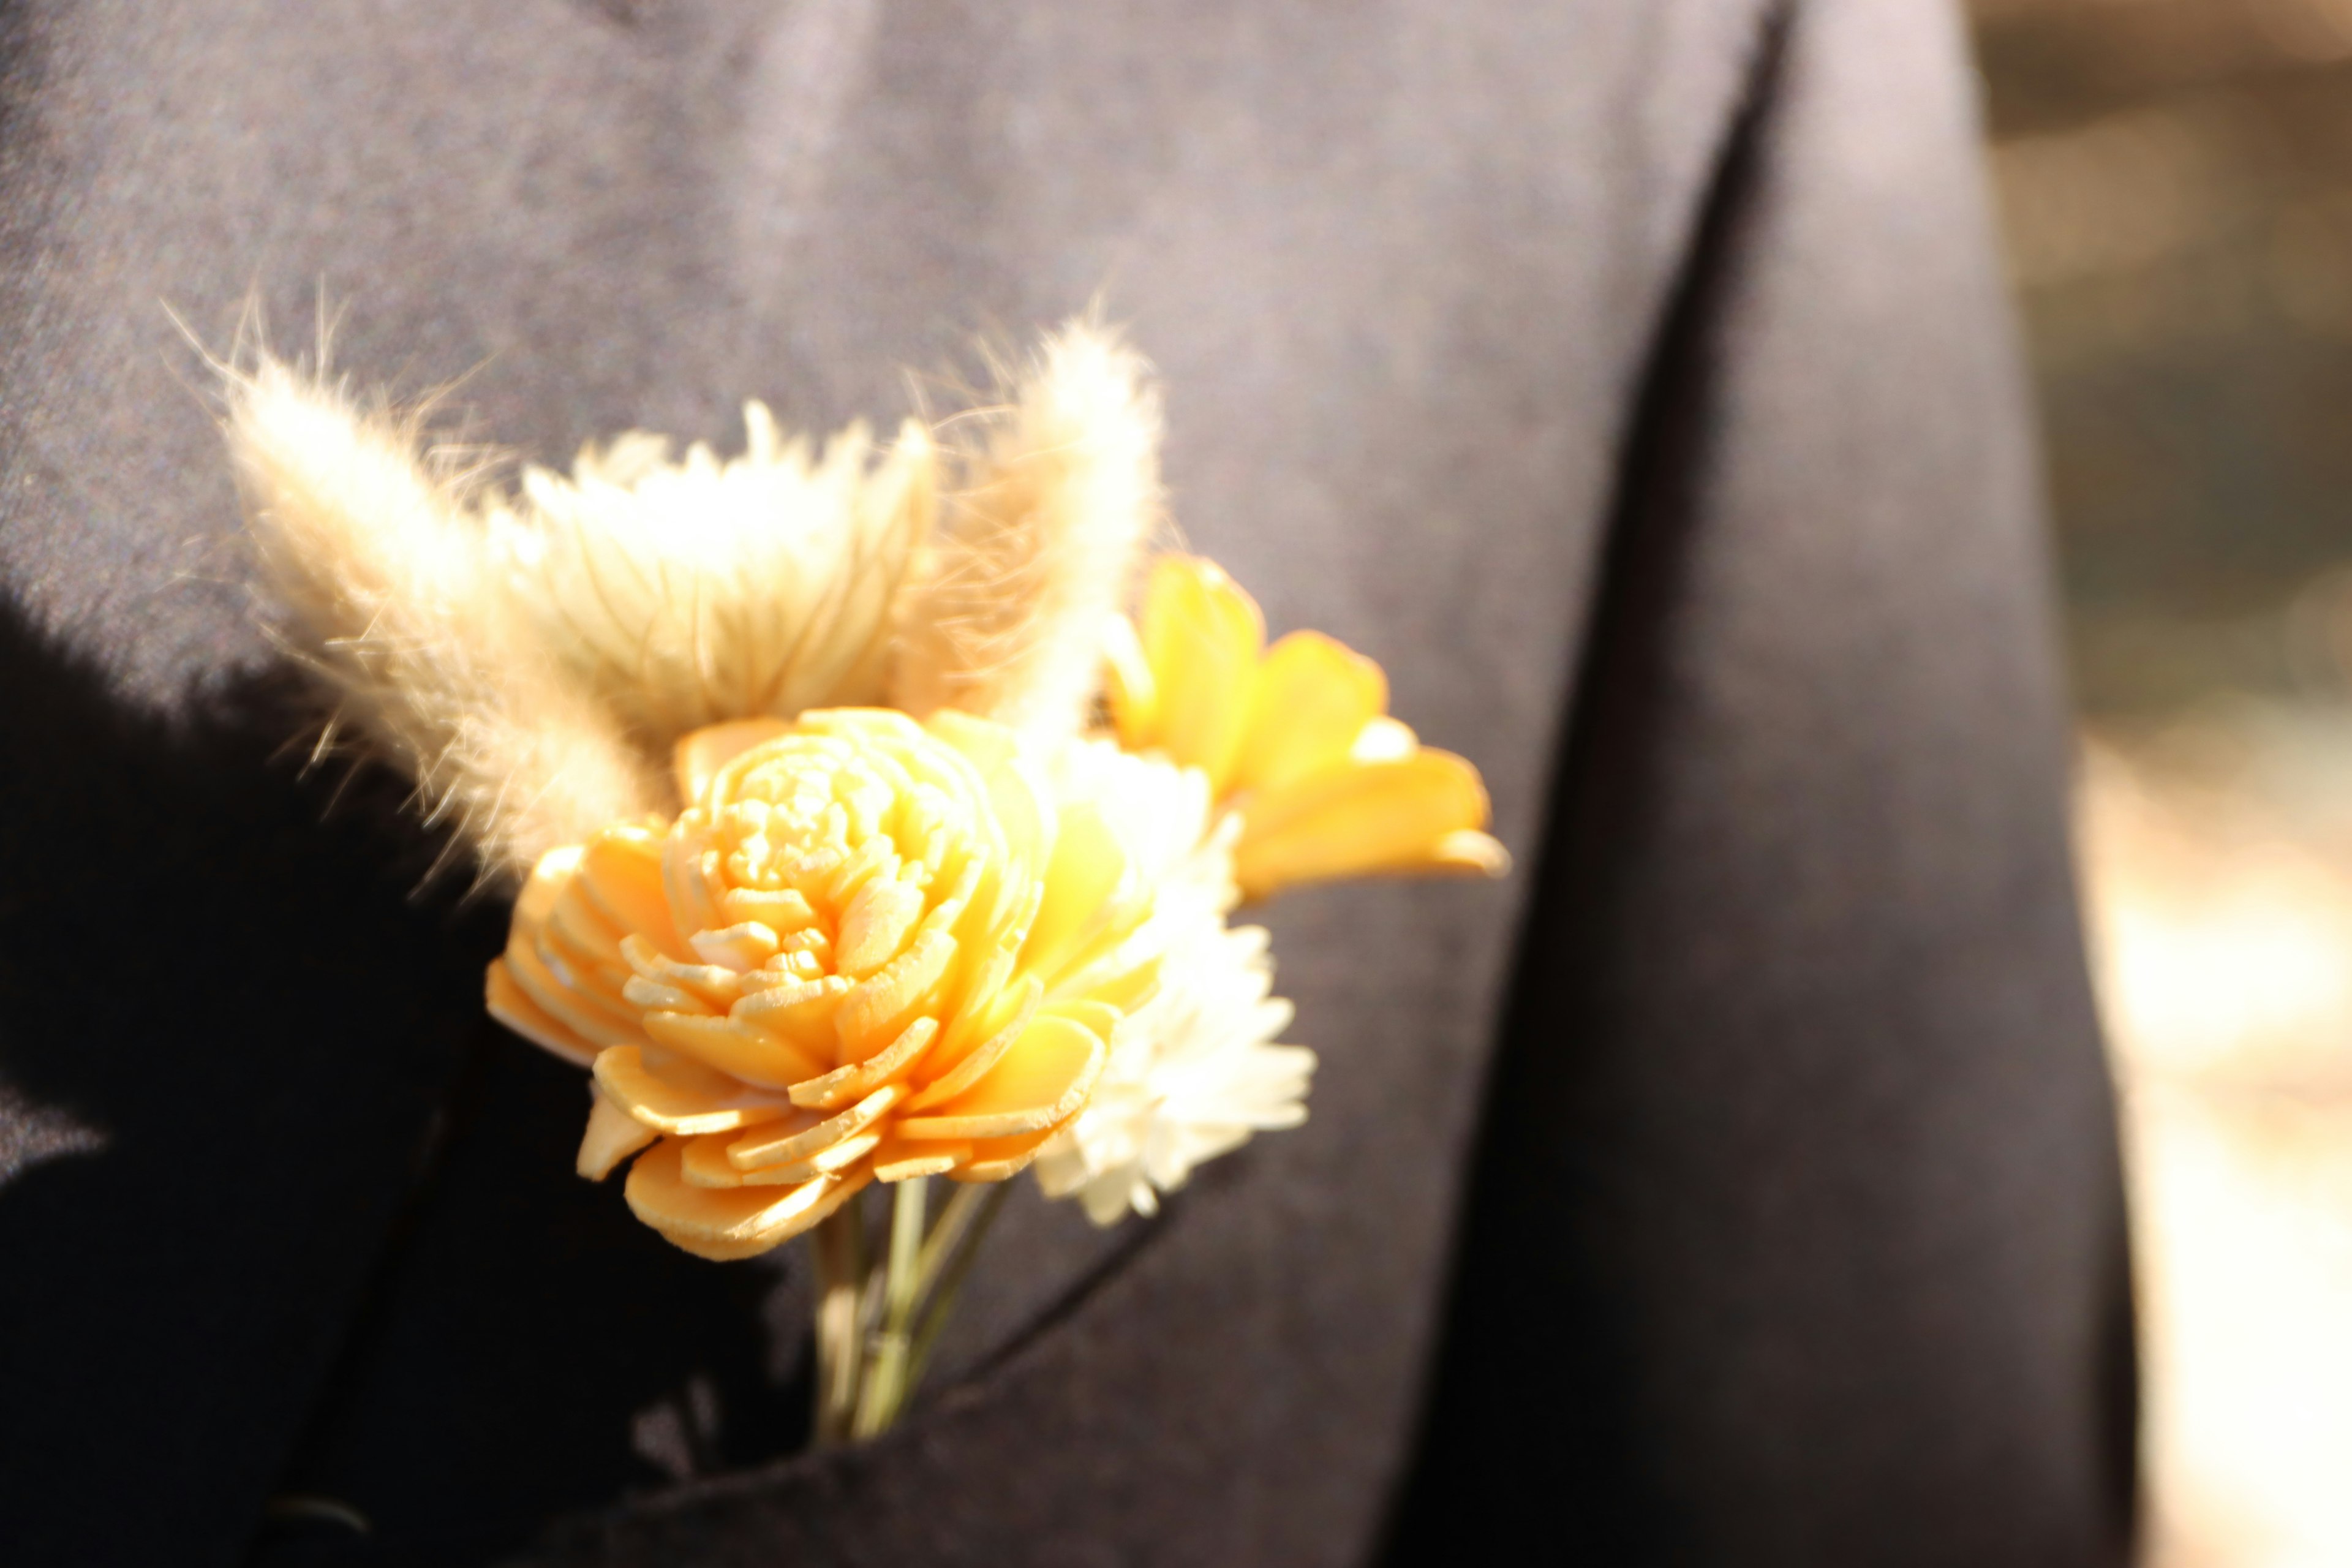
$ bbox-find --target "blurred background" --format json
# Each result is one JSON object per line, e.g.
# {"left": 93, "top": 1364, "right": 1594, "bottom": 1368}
{"left": 1970, "top": 0, "right": 2352, "bottom": 1560}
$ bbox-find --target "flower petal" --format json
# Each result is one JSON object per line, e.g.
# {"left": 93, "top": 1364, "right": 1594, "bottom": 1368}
{"left": 1430, "top": 828, "right": 1513, "bottom": 878}
{"left": 956, "top": 1124, "right": 1063, "bottom": 1182}
{"left": 933, "top": 945, "right": 1019, "bottom": 1061}
{"left": 1046, "top": 942, "right": 1161, "bottom": 1017}
{"left": 788, "top": 1016, "right": 940, "bottom": 1111}
{"left": 835, "top": 875, "right": 925, "bottom": 979}
{"left": 625, "top": 1138, "right": 867, "bottom": 1261}
{"left": 760, "top": 1128, "right": 886, "bottom": 1185}
{"left": 660, "top": 827, "right": 728, "bottom": 941}
{"left": 675, "top": 717, "right": 793, "bottom": 806}
{"left": 518, "top": 845, "right": 584, "bottom": 922}
{"left": 619, "top": 935, "right": 746, "bottom": 1010}
{"left": 540, "top": 861, "right": 625, "bottom": 969}
{"left": 1039, "top": 997, "right": 1123, "bottom": 1041}
{"left": 642, "top": 1009, "right": 828, "bottom": 1091}
{"left": 690, "top": 921, "right": 782, "bottom": 972}
{"left": 678, "top": 1129, "right": 752, "bottom": 1188}
{"left": 576, "top": 1084, "right": 658, "bottom": 1179}
{"left": 1018, "top": 801, "right": 1128, "bottom": 985}
{"left": 1234, "top": 749, "right": 1498, "bottom": 899}
{"left": 704, "top": 1122, "right": 886, "bottom": 1186}
{"left": 834, "top": 929, "right": 956, "bottom": 1060}
{"left": 729, "top": 1082, "right": 908, "bottom": 1170}
{"left": 505, "top": 930, "right": 644, "bottom": 1051}
{"left": 1232, "top": 630, "right": 1387, "bottom": 793}
{"left": 731, "top": 974, "right": 852, "bottom": 1059}
{"left": 578, "top": 826, "right": 693, "bottom": 962}
{"left": 486, "top": 957, "right": 599, "bottom": 1067}
{"left": 719, "top": 886, "right": 821, "bottom": 934}
{"left": 902, "top": 975, "right": 1042, "bottom": 1111}
{"left": 594, "top": 1044, "right": 793, "bottom": 1136}
{"left": 1349, "top": 715, "right": 1417, "bottom": 764}
{"left": 897, "top": 1014, "right": 1106, "bottom": 1141}
{"left": 1142, "top": 557, "right": 1264, "bottom": 793}
{"left": 870, "top": 1137, "right": 968, "bottom": 1182}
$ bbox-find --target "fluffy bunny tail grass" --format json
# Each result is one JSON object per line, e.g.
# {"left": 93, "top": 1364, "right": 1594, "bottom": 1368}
{"left": 889, "top": 321, "right": 1162, "bottom": 739}
{"left": 227, "top": 356, "right": 661, "bottom": 883}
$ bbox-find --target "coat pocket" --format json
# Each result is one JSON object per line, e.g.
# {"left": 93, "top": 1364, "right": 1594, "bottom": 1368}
{"left": 514, "top": 1193, "right": 1168, "bottom": 1567}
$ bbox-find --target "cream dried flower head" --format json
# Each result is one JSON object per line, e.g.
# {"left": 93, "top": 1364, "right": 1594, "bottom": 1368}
{"left": 491, "top": 408, "right": 933, "bottom": 760}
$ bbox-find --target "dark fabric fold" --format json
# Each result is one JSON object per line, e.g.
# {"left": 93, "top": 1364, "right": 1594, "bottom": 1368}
{"left": 1383, "top": 2, "right": 2136, "bottom": 1561}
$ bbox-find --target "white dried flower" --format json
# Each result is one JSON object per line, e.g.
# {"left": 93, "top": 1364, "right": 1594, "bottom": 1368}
{"left": 1036, "top": 906, "right": 1312, "bottom": 1226}
{"left": 1035, "top": 741, "right": 1315, "bottom": 1224}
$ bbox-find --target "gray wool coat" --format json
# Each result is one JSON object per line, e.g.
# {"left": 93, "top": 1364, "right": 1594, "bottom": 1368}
{"left": 0, "top": 1, "right": 2135, "bottom": 1564}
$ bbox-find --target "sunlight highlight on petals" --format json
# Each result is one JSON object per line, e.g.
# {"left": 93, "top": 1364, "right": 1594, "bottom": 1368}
{"left": 1110, "top": 556, "right": 1508, "bottom": 899}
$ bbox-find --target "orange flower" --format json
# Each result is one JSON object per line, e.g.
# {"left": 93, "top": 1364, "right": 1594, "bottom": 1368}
{"left": 1105, "top": 556, "right": 1509, "bottom": 900}
{"left": 485, "top": 708, "right": 1161, "bottom": 1259}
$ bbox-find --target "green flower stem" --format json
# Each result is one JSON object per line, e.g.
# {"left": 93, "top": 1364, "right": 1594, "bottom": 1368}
{"left": 810, "top": 1198, "right": 865, "bottom": 1448}
{"left": 851, "top": 1177, "right": 928, "bottom": 1439}
{"left": 809, "top": 1176, "right": 1012, "bottom": 1443}
{"left": 904, "top": 1180, "right": 1010, "bottom": 1402}
{"left": 911, "top": 1180, "right": 991, "bottom": 1309}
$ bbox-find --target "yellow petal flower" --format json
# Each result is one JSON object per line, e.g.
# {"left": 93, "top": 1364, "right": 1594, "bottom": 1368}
{"left": 1231, "top": 631, "right": 1386, "bottom": 793}
{"left": 485, "top": 707, "right": 1163, "bottom": 1259}
{"left": 1234, "top": 751, "right": 1507, "bottom": 900}
{"left": 1137, "top": 556, "right": 1263, "bottom": 794}
{"left": 1111, "top": 555, "right": 1509, "bottom": 899}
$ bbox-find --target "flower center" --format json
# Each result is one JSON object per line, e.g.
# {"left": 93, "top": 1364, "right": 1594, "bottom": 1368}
{"left": 648, "top": 710, "right": 1024, "bottom": 1080}
{"left": 722, "top": 733, "right": 966, "bottom": 973}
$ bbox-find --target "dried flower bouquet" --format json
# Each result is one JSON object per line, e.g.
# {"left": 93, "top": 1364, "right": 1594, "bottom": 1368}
{"left": 226, "top": 322, "right": 1506, "bottom": 1443}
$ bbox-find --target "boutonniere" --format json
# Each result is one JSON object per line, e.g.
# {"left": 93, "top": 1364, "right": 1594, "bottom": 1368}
{"left": 225, "top": 321, "right": 1507, "bottom": 1444}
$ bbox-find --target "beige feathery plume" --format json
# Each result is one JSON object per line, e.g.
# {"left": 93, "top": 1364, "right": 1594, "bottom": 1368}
{"left": 494, "top": 408, "right": 935, "bottom": 760}
{"left": 888, "top": 322, "right": 1162, "bottom": 739}
{"left": 226, "top": 322, "right": 1143, "bottom": 884}
{"left": 228, "top": 358, "right": 663, "bottom": 883}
